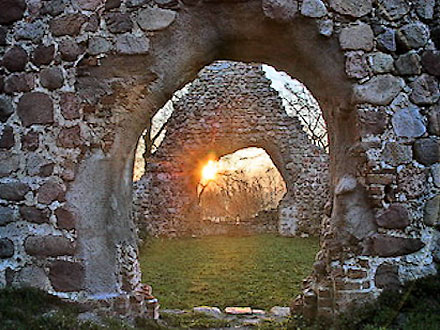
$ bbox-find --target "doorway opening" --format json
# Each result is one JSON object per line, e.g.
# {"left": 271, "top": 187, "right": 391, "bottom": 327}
{"left": 132, "top": 60, "right": 328, "bottom": 314}
{"left": 196, "top": 147, "right": 287, "bottom": 235}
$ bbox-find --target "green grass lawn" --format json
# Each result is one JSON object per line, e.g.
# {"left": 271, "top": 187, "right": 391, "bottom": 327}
{"left": 139, "top": 234, "right": 319, "bottom": 310}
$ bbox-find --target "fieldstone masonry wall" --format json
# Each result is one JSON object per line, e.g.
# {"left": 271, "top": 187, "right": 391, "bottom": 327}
{"left": 133, "top": 61, "right": 330, "bottom": 237}
{"left": 0, "top": 0, "right": 439, "bottom": 321}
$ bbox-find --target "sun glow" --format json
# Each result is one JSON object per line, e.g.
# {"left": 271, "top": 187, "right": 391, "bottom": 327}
{"left": 201, "top": 160, "right": 218, "bottom": 183}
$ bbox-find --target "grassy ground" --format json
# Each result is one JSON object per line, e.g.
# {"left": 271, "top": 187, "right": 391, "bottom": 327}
{"left": 139, "top": 234, "right": 319, "bottom": 310}
{"left": 1, "top": 266, "right": 439, "bottom": 329}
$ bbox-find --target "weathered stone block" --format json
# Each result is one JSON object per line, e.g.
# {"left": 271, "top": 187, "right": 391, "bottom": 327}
{"left": 85, "top": 14, "right": 100, "bottom": 32}
{"left": 0, "top": 206, "right": 15, "bottom": 226}
{"left": 339, "top": 23, "right": 374, "bottom": 51}
{"left": 413, "top": 138, "right": 440, "bottom": 166}
{"left": 354, "top": 75, "right": 403, "bottom": 105}
{"left": 15, "top": 21, "right": 45, "bottom": 42}
{"left": 0, "top": 126, "right": 14, "bottom": 149}
{"left": 32, "top": 45, "right": 55, "bottom": 66}
{"left": 50, "top": 14, "right": 87, "bottom": 36}
{"left": 41, "top": 0, "right": 65, "bottom": 16}
{"left": 116, "top": 34, "right": 150, "bottom": 55}
{"left": 59, "top": 40, "right": 85, "bottom": 62}
{"left": 262, "top": 0, "right": 298, "bottom": 22}
{"left": 193, "top": 306, "right": 222, "bottom": 317}
{"left": 4, "top": 73, "right": 35, "bottom": 94}
{"left": 105, "top": 0, "right": 121, "bottom": 9}
{"left": 55, "top": 207, "right": 76, "bottom": 230}
{"left": 0, "top": 0, "right": 26, "bottom": 25}
{"left": 0, "top": 182, "right": 30, "bottom": 201}
{"left": 428, "top": 106, "right": 440, "bottom": 136}
{"left": 105, "top": 13, "right": 133, "bottom": 34}
{"left": 23, "top": 154, "right": 46, "bottom": 177}
{"left": 39, "top": 163, "right": 54, "bottom": 177}
{"left": 318, "top": 19, "right": 333, "bottom": 37}
{"left": 17, "top": 92, "right": 54, "bottom": 127}
{"left": 329, "top": 0, "right": 372, "bottom": 17}
{"left": 60, "top": 93, "right": 81, "bottom": 120}
{"left": 0, "top": 151, "right": 19, "bottom": 177}
{"left": 300, "top": 0, "right": 327, "bottom": 17}
{"left": 3, "top": 46, "right": 28, "bottom": 72}
{"left": 8, "top": 265, "right": 50, "bottom": 290}
{"left": 391, "top": 106, "right": 426, "bottom": 138}
{"left": 37, "top": 180, "right": 66, "bottom": 204}
{"left": 137, "top": 7, "right": 177, "bottom": 31}
{"left": 0, "top": 238, "right": 14, "bottom": 258}
{"left": 376, "top": 204, "right": 410, "bottom": 229}
{"left": 72, "top": 0, "right": 104, "bottom": 10}
{"left": 49, "top": 261, "right": 84, "bottom": 292}
{"left": 61, "top": 161, "right": 76, "bottom": 181}
{"left": 345, "top": 51, "right": 368, "bottom": 79}
{"left": 415, "top": 0, "right": 435, "bottom": 20}
{"left": 375, "top": 264, "right": 400, "bottom": 291}
{"left": 422, "top": 51, "right": 440, "bottom": 77}
{"left": 376, "top": 29, "right": 396, "bottom": 52}
{"left": 368, "top": 52, "right": 394, "bottom": 74}
{"left": 382, "top": 142, "right": 412, "bottom": 166}
{"left": 431, "top": 164, "right": 440, "bottom": 188}
{"left": 377, "top": 0, "right": 409, "bottom": 21}
{"left": 19, "top": 206, "right": 50, "bottom": 224}
{"left": 424, "top": 195, "right": 440, "bottom": 226}
{"left": 126, "top": 0, "right": 148, "bottom": 7}
{"left": 87, "top": 37, "right": 112, "bottom": 55}
{"left": 57, "top": 126, "right": 82, "bottom": 148}
{"left": 25, "top": 235, "right": 75, "bottom": 257}
{"left": 395, "top": 51, "right": 421, "bottom": 76}
{"left": 410, "top": 74, "right": 440, "bottom": 105}
{"left": 397, "top": 23, "right": 430, "bottom": 50}
{"left": 367, "top": 234, "right": 424, "bottom": 257}
{"left": 40, "top": 68, "right": 64, "bottom": 90}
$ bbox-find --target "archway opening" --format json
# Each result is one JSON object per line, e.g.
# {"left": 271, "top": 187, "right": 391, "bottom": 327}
{"left": 131, "top": 61, "right": 329, "bottom": 313}
{"left": 196, "top": 147, "right": 287, "bottom": 235}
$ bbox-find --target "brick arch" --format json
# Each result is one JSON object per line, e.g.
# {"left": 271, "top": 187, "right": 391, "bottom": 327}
{"left": 0, "top": 0, "right": 438, "bottom": 320}
{"left": 134, "top": 61, "right": 330, "bottom": 237}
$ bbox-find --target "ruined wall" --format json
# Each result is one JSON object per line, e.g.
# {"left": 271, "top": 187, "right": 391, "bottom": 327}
{"left": 133, "top": 61, "right": 330, "bottom": 237}
{"left": 0, "top": 0, "right": 439, "bottom": 320}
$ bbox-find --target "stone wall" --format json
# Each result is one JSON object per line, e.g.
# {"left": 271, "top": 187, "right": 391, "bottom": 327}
{"left": 133, "top": 61, "right": 330, "bottom": 237}
{"left": 0, "top": 0, "right": 439, "bottom": 320}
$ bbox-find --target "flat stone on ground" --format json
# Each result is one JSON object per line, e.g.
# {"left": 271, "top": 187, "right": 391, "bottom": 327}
{"left": 193, "top": 306, "right": 223, "bottom": 317}
{"left": 225, "top": 307, "right": 253, "bottom": 315}
{"left": 270, "top": 306, "right": 290, "bottom": 317}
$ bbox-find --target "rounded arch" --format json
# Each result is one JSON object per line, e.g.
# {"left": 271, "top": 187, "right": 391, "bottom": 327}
{"left": 133, "top": 61, "right": 329, "bottom": 238}
{"left": 1, "top": 0, "right": 436, "bottom": 320}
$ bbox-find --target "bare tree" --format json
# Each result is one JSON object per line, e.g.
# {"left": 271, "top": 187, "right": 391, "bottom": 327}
{"left": 198, "top": 167, "right": 284, "bottom": 221}
{"left": 281, "top": 82, "right": 329, "bottom": 150}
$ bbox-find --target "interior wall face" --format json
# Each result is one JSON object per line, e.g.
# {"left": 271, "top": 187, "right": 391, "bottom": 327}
{"left": 0, "top": 0, "right": 439, "bottom": 319}
{"left": 133, "top": 61, "right": 330, "bottom": 238}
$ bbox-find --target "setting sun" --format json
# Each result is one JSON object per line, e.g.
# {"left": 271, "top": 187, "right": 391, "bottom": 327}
{"left": 201, "top": 160, "right": 218, "bottom": 182}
